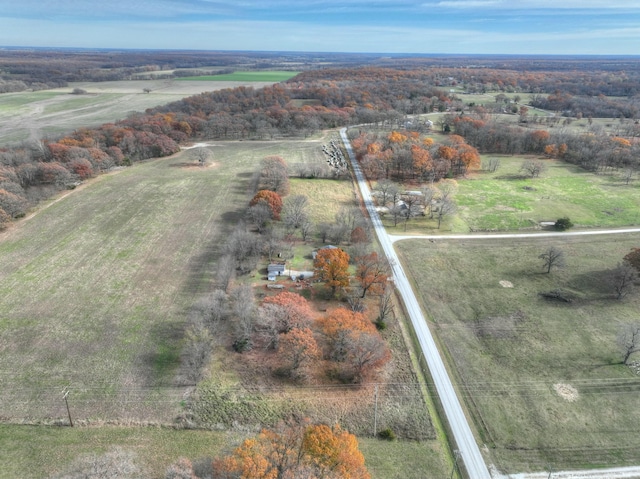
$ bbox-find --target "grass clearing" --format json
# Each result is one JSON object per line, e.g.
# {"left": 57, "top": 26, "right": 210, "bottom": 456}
{"left": 457, "top": 157, "right": 640, "bottom": 231}
{"left": 396, "top": 234, "right": 640, "bottom": 472}
{"left": 289, "top": 177, "right": 356, "bottom": 224}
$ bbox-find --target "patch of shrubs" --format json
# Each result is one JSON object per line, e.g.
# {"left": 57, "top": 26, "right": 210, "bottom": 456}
{"left": 378, "top": 427, "right": 396, "bottom": 441}
{"left": 554, "top": 217, "right": 574, "bottom": 231}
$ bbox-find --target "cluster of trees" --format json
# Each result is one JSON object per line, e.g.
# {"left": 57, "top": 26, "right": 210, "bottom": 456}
{"left": 52, "top": 419, "right": 370, "bottom": 479}
{"left": 450, "top": 113, "right": 640, "bottom": 174}
{"left": 295, "top": 60, "right": 640, "bottom": 98}
{"left": 350, "top": 130, "right": 480, "bottom": 182}
{"left": 371, "top": 178, "right": 457, "bottom": 230}
{"left": 529, "top": 91, "right": 640, "bottom": 120}
{"left": 7, "top": 58, "right": 639, "bottom": 230}
{"left": 184, "top": 285, "right": 391, "bottom": 385}
{"left": 166, "top": 419, "right": 370, "bottom": 479}
{"left": 256, "top": 291, "right": 390, "bottom": 384}
{"left": 0, "top": 113, "right": 195, "bottom": 227}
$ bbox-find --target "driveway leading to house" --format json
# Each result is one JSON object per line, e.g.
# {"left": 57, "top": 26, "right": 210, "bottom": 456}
{"left": 389, "top": 227, "right": 640, "bottom": 243}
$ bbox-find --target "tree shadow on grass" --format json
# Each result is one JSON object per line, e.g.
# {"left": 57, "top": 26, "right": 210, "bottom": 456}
{"left": 568, "top": 269, "right": 617, "bottom": 299}
{"left": 138, "top": 320, "right": 184, "bottom": 388}
{"left": 494, "top": 174, "right": 530, "bottom": 181}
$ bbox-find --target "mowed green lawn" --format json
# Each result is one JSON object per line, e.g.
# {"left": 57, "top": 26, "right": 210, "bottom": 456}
{"left": 396, "top": 234, "right": 640, "bottom": 472}
{"left": 177, "top": 71, "right": 299, "bottom": 82}
{"left": 456, "top": 157, "right": 640, "bottom": 231}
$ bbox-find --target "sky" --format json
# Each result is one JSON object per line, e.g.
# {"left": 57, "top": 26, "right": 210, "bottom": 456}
{"left": 1, "top": 0, "right": 640, "bottom": 55}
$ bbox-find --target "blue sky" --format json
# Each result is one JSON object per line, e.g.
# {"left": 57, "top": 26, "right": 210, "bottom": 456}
{"left": 1, "top": 0, "right": 640, "bottom": 55}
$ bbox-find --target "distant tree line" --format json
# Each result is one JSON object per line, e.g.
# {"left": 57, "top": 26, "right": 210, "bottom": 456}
{"left": 451, "top": 114, "right": 640, "bottom": 173}
{"left": 2, "top": 60, "right": 639, "bottom": 229}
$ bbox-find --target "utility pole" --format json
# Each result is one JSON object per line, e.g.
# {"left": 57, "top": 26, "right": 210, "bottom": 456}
{"left": 373, "top": 384, "right": 378, "bottom": 436}
{"left": 62, "top": 387, "right": 73, "bottom": 427}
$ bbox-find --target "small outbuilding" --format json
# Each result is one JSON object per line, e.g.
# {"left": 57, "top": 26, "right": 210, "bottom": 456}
{"left": 267, "top": 262, "right": 286, "bottom": 281}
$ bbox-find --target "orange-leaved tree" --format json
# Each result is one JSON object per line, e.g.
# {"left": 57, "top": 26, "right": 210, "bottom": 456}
{"left": 302, "top": 423, "right": 370, "bottom": 479}
{"left": 250, "top": 190, "right": 283, "bottom": 220}
{"left": 278, "top": 327, "right": 321, "bottom": 376}
{"left": 262, "top": 291, "right": 314, "bottom": 332}
{"left": 211, "top": 419, "right": 371, "bottom": 479}
{"left": 313, "top": 248, "right": 350, "bottom": 296}
{"left": 318, "top": 308, "right": 390, "bottom": 383}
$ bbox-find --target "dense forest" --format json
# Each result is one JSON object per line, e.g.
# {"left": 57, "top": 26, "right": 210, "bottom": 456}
{"left": 1, "top": 51, "right": 640, "bottom": 228}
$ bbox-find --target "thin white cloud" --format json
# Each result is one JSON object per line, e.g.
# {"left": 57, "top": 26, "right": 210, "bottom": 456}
{"left": 2, "top": 16, "right": 638, "bottom": 55}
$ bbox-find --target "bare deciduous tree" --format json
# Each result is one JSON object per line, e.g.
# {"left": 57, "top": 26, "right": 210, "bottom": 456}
{"left": 192, "top": 289, "right": 229, "bottom": 328}
{"left": 316, "top": 222, "right": 331, "bottom": 243}
{"left": 520, "top": 159, "right": 547, "bottom": 178}
{"left": 190, "top": 147, "right": 212, "bottom": 166}
{"left": 182, "top": 320, "right": 214, "bottom": 385}
{"left": 420, "top": 185, "right": 436, "bottom": 218}
{"left": 400, "top": 194, "right": 422, "bottom": 231}
{"left": 618, "top": 323, "right": 640, "bottom": 365}
{"left": 376, "top": 286, "right": 395, "bottom": 328}
{"left": 217, "top": 254, "right": 235, "bottom": 291}
{"left": 483, "top": 157, "right": 501, "bottom": 173}
{"left": 51, "top": 447, "right": 142, "bottom": 479}
{"left": 225, "top": 227, "right": 262, "bottom": 274}
{"left": 328, "top": 222, "right": 350, "bottom": 244}
{"left": 231, "top": 284, "right": 256, "bottom": 345}
{"left": 436, "top": 198, "right": 457, "bottom": 229}
{"left": 539, "top": 247, "right": 565, "bottom": 273}
{"left": 335, "top": 205, "right": 361, "bottom": 232}
{"left": 282, "top": 194, "right": 309, "bottom": 232}
{"left": 247, "top": 201, "right": 272, "bottom": 233}
{"left": 299, "top": 220, "right": 313, "bottom": 242}
{"left": 608, "top": 262, "right": 638, "bottom": 300}
{"left": 373, "top": 179, "right": 399, "bottom": 206}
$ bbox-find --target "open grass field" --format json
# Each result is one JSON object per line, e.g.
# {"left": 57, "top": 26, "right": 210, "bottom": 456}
{"left": 0, "top": 138, "right": 331, "bottom": 422}
{"left": 0, "top": 79, "right": 279, "bottom": 145}
{"left": 395, "top": 233, "right": 640, "bottom": 472}
{"left": 457, "top": 156, "right": 640, "bottom": 231}
{"left": 176, "top": 71, "right": 299, "bottom": 82}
